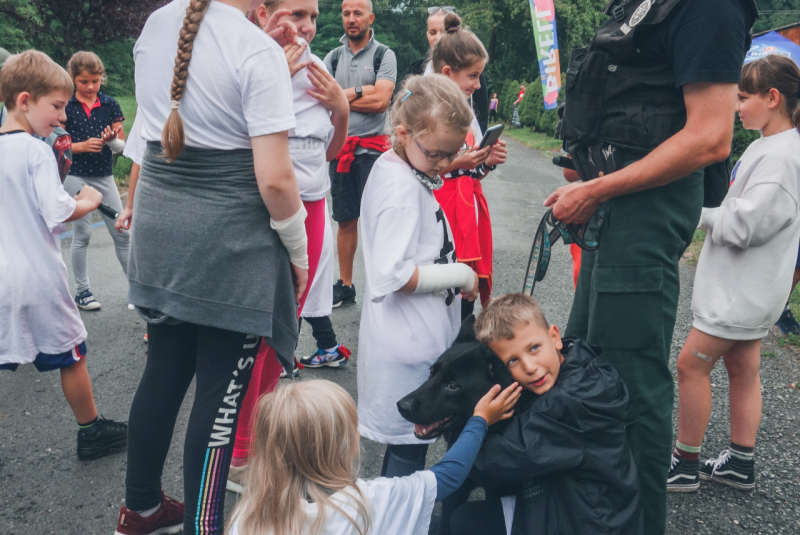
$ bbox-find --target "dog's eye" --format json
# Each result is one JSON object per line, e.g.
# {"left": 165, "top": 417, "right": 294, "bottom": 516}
{"left": 445, "top": 382, "right": 459, "bottom": 392}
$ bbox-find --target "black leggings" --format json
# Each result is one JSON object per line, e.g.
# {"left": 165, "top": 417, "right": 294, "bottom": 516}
{"left": 301, "top": 316, "right": 338, "bottom": 349}
{"left": 450, "top": 499, "right": 506, "bottom": 535}
{"left": 461, "top": 299, "right": 475, "bottom": 323}
{"left": 125, "top": 321, "right": 260, "bottom": 535}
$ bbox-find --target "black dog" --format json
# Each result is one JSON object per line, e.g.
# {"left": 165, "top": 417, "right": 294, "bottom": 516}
{"left": 397, "top": 316, "right": 532, "bottom": 535}
{"left": 397, "top": 315, "right": 530, "bottom": 446}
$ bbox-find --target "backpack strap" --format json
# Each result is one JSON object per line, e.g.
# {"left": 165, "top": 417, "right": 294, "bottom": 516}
{"left": 372, "top": 44, "right": 387, "bottom": 79}
{"left": 330, "top": 47, "right": 343, "bottom": 77}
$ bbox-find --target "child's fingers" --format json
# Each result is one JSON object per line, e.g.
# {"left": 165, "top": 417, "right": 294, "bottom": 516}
{"left": 499, "top": 409, "right": 515, "bottom": 421}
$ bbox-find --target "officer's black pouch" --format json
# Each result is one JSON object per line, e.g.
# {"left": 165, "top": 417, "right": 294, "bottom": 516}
{"left": 561, "top": 48, "right": 610, "bottom": 145}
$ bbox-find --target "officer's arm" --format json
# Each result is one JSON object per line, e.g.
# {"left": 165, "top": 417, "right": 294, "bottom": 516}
{"left": 546, "top": 82, "right": 737, "bottom": 224}
{"left": 344, "top": 79, "right": 395, "bottom": 113}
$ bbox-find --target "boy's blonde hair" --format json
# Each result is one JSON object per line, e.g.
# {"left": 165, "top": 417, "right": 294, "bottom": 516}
{"left": 228, "top": 380, "right": 371, "bottom": 535}
{"left": 474, "top": 293, "right": 549, "bottom": 344}
{"left": 389, "top": 74, "right": 473, "bottom": 158}
{"left": 66, "top": 50, "right": 106, "bottom": 82}
{"left": 0, "top": 50, "right": 73, "bottom": 111}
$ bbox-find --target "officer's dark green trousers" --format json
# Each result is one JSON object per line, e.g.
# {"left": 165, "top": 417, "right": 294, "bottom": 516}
{"left": 565, "top": 170, "right": 703, "bottom": 535}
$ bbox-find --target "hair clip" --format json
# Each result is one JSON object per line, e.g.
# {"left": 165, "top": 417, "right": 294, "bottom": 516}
{"left": 401, "top": 89, "right": 412, "bottom": 102}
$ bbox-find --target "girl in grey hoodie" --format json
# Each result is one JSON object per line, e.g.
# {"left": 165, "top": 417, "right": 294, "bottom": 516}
{"left": 668, "top": 55, "right": 800, "bottom": 494}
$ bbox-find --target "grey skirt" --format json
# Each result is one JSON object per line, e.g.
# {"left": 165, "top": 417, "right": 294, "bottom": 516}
{"left": 128, "top": 142, "right": 298, "bottom": 365}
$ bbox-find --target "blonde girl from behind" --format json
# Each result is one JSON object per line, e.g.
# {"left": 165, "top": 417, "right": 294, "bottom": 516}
{"left": 228, "top": 378, "right": 520, "bottom": 535}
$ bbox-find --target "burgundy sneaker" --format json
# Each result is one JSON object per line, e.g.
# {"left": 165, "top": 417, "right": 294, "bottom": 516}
{"left": 114, "top": 492, "right": 184, "bottom": 535}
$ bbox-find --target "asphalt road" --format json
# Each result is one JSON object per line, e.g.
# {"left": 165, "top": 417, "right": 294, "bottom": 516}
{"left": 1, "top": 137, "right": 799, "bottom": 534}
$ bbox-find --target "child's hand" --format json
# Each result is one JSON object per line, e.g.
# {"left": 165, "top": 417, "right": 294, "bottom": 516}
{"left": 265, "top": 9, "right": 298, "bottom": 47}
{"left": 451, "top": 145, "right": 490, "bottom": 171}
{"left": 78, "top": 138, "right": 105, "bottom": 153}
{"left": 115, "top": 205, "right": 133, "bottom": 232}
{"left": 485, "top": 140, "right": 507, "bottom": 168}
{"left": 291, "top": 264, "right": 308, "bottom": 303}
{"left": 284, "top": 42, "right": 311, "bottom": 78}
{"left": 101, "top": 125, "right": 118, "bottom": 143}
{"left": 460, "top": 271, "right": 479, "bottom": 302}
{"left": 75, "top": 185, "right": 102, "bottom": 208}
{"left": 307, "top": 62, "right": 349, "bottom": 116}
{"left": 473, "top": 383, "right": 522, "bottom": 426}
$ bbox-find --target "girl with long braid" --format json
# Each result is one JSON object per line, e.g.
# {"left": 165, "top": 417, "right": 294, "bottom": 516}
{"left": 114, "top": 1, "right": 306, "bottom": 534}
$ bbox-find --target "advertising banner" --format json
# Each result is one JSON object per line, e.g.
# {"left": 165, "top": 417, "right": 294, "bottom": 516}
{"left": 529, "top": 0, "right": 561, "bottom": 110}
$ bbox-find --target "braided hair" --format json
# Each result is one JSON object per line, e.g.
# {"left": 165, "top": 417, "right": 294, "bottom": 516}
{"left": 161, "top": 0, "right": 213, "bottom": 162}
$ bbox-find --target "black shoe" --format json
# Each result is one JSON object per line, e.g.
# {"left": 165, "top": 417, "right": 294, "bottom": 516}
{"left": 279, "top": 357, "right": 301, "bottom": 379}
{"left": 699, "top": 449, "right": 755, "bottom": 490}
{"left": 77, "top": 416, "right": 127, "bottom": 461}
{"left": 667, "top": 454, "right": 700, "bottom": 492}
{"left": 332, "top": 279, "right": 356, "bottom": 308}
{"left": 776, "top": 307, "right": 800, "bottom": 334}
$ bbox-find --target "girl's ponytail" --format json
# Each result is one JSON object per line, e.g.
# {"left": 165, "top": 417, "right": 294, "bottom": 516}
{"left": 162, "top": 0, "right": 212, "bottom": 162}
{"left": 431, "top": 13, "right": 487, "bottom": 74}
{"left": 740, "top": 55, "right": 800, "bottom": 132}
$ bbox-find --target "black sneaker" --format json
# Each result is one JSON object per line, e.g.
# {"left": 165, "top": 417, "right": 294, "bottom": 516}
{"left": 776, "top": 307, "right": 800, "bottom": 334}
{"left": 77, "top": 416, "right": 127, "bottom": 461}
{"left": 298, "top": 345, "right": 352, "bottom": 368}
{"left": 279, "top": 357, "right": 302, "bottom": 379}
{"left": 667, "top": 454, "right": 700, "bottom": 492}
{"left": 332, "top": 280, "right": 356, "bottom": 308}
{"left": 75, "top": 289, "right": 101, "bottom": 311}
{"left": 699, "top": 449, "right": 755, "bottom": 490}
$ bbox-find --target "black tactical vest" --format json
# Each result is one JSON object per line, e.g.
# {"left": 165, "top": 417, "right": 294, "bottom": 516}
{"left": 561, "top": 0, "right": 755, "bottom": 158}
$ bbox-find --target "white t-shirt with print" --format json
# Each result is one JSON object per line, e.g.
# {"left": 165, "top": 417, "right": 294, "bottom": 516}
{"left": 290, "top": 37, "right": 335, "bottom": 201}
{"left": 0, "top": 132, "right": 87, "bottom": 365}
{"left": 357, "top": 152, "right": 462, "bottom": 444}
{"left": 134, "top": 0, "right": 295, "bottom": 150}
{"left": 228, "top": 470, "right": 437, "bottom": 535}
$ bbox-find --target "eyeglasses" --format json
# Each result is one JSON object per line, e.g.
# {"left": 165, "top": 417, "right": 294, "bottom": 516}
{"left": 427, "top": 6, "right": 456, "bottom": 15}
{"left": 522, "top": 206, "right": 607, "bottom": 296}
{"left": 413, "top": 137, "right": 468, "bottom": 163}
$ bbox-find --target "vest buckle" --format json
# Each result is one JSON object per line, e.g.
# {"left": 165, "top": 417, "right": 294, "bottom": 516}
{"left": 612, "top": 5, "right": 626, "bottom": 21}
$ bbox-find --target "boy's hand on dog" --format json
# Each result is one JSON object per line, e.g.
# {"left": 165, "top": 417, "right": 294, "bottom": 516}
{"left": 473, "top": 383, "right": 522, "bottom": 426}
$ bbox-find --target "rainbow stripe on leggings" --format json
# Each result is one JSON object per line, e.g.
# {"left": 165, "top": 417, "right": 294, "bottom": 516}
{"left": 195, "top": 447, "right": 229, "bottom": 534}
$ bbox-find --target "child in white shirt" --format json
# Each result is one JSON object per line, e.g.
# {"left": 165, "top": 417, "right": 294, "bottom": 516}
{"left": 358, "top": 74, "right": 480, "bottom": 477}
{"left": 669, "top": 55, "right": 800, "bottom": 492}
{"left": 0, "top": 50, "right": 127, "bottom": 461}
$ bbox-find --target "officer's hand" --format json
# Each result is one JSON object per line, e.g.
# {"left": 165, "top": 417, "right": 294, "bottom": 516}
{"left": 544, "top": 182, "right": 599, "bottom": 225}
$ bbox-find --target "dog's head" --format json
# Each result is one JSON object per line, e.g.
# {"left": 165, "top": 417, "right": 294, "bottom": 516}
{"left": 397, "top": 315, "right": 520, "bottom": 446}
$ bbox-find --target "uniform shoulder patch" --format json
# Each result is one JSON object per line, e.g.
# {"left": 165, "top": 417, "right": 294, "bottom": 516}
{"left": 628, "top": 0, "right": 651, "bottom": 27}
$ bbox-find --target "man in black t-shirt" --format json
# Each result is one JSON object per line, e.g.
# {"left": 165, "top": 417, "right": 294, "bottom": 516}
{"left": 548, "top": 1, "right": 758, "bottom": 534}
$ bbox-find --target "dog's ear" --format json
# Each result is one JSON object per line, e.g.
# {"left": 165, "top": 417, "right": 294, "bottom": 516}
{"left": 486, "top": 350, "right": 515, "bottom": 388}
{"left": 455, "top": 315, "right": 477, "bottom": 344}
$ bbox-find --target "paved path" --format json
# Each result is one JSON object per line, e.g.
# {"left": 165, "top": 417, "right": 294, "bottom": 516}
{"left": 1, "top": 138, "right": 798, "bottom": 534}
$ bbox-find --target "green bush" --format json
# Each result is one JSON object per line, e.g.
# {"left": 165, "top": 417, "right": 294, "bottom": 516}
{"left": 502, "top": 80, "right": 520, "bottom": 121}
{"left": 518, "top": 81, "right": 541, "bottom": 128}
{"left": 536, "top": 109, "right": 559, "bottom": 137}
{"left": 497, "top": 79, "right": 513, "bottom": 120}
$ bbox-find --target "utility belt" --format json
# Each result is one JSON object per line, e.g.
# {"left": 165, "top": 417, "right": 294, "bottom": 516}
{"left": 556, "top": 141, "right": 637, "bottom": 182}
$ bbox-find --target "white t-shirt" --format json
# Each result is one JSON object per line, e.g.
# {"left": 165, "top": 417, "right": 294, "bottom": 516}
{"left": 358, "top": 152, "right": 461, "bottom": 444}
{"left": 0, "top": 132, "right": 87, "bottom": 364}
{"left": 289, "top": 38, "right": 336, "bottom": 201}
{"left": 229, "top": 471, "right": 437, "bottom": 535}
{"left": 134, "top": 0, "right": 295, "bottom": 150}
{"left": 123, "top": 114, "right": 145, "bottom": 165}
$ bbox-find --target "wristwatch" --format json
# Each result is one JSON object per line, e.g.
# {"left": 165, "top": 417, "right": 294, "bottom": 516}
{"left": 355, "top": 85, "right": 363, "bottom": 99}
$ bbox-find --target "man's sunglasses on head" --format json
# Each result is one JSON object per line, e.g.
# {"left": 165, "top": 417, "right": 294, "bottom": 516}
{"left": 427, "top": 6, "right": 456, "bottom": 14}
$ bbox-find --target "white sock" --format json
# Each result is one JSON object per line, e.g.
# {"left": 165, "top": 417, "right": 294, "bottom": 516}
{"left": 137, "top": 503, "right": 161, "bottom": 518}
{"left": 323, "top": 346, "right": 338, "bottom": 354}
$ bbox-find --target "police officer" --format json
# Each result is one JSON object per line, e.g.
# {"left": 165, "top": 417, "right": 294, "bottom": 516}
{"left": 547, "top": 1, "right": 758, "bottom": 534}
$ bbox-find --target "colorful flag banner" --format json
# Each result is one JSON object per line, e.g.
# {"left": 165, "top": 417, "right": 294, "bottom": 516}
{"left": 529, "top": 0, "right": 561, "bottom": 110}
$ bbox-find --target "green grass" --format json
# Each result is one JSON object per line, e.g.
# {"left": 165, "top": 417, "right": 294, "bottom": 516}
{"left": 112, "top": 95, "right": 137, "bottom": 188}
{"left": 762, "top": 351, "right": 777, "bottom": 359}
{"left": 499, "top": 124, "right": 563, "bottom": 153}
{"left": 686, "top": 230, "right": 800, "bottom": 348}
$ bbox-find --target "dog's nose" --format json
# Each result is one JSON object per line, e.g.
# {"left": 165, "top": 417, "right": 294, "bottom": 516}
{"left": 396, "top": 396, "right": 416, "bottom": 417}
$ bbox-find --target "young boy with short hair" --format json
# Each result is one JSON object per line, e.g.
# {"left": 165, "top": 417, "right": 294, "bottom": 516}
{"left": 451, "top": 293, "right": 642, "bottom": 535}
{"left": 0, "top": 50, "right": 127, "bottom": 460}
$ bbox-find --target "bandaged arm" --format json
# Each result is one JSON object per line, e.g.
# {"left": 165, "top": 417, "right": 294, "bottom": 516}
{"left": 270, "top": 205, "right": 309, "bottom": 269}
{"left": 106, "top": 137, "right": 125, "bottom": 154}
{"left": 413, "top": 263, "right": 476, "bottom": 294}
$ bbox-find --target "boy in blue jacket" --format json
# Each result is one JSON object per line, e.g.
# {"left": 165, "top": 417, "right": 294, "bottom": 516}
{"left": 451, "top": 294, "right": 643, "bottom": 535}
